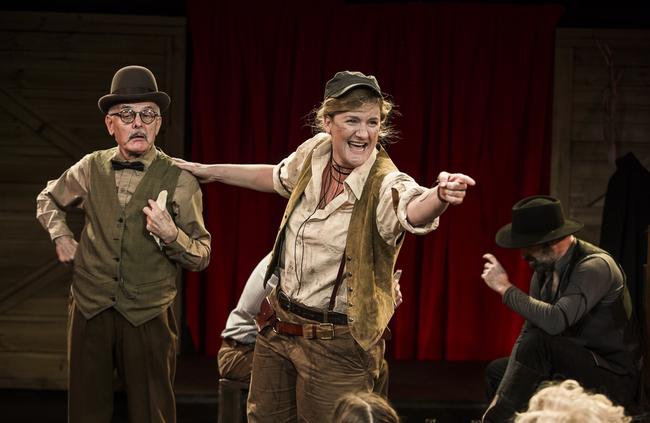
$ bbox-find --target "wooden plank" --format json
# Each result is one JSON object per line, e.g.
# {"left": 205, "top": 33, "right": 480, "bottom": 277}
{"left": 0, "top": 274, "right": 70, "bottom": 300}
{"left": 0, "top": 90, "right": 88, "bottom": 160}
{"left": 573, "top": 46, "right": 650, "bottom": 66}
{"left": 0, "top": 216, "right": 58, "bottom": 241}
{"left": 551, "top": 42, "right": 574, "bottom": 204}
{"left": 0, "top": 242, "right": 57, "bottom": 268}
{"left": 573, "top": 65, "right": 650, "bottom": 88}
{"left": 0, "top": 351, "right": 67, "bottom": 390}
{"left": 0, "top": 318, "right": 66, "bottom": 353}
{"left": 569, "top": 206, "right": 605, "bottom": 225}
{"left": 6, "top": 296, "right": 69, "bottom": 318}
{"left": 0, "top": 158, "right": 73, "bottom": 184}
{"left": 0, "top": 182, "right": 55, "bottom": 212}
{"left": 570, "top": 159, "right": 614, "bottom": 182}
{"left": 572, "top": 105, "right": 650, "bottom": 124}
{"left": 556, "top": 28, "right": 650, "bottom": 48}
{"left": 0, "top": 11, "right": 185, "bottom": 35}
{"left": 0, "top": 258, "right": 70, "bottom": 315}
{"left": 2, "top": 51, "right": 165, "bottom": 72}
{"left": 571, "top": 121, "right": 650, "bottom": 143}
{"left": 0, "top": 144, "right": 63, "bottom": 157}
{"left": 572, "top": 140, "right": 650, "bottom": 161}
{"left": 573, "top": 87, "right": 650, "bottom": 106}
{"left": 0, "top": 65, "right": 167, "bottom": 94}
{"left": 0, "top": 31, "right": 168, "bottom": 55}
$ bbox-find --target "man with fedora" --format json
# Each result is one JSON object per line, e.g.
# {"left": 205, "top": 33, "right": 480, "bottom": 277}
{"left": 480, "top": 195, "right": 640, "bottom": 422}
{"left": 36, "top": 65, "right": 211, "bottom": 422}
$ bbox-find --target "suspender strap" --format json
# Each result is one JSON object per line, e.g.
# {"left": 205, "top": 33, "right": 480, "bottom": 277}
{"left": 328, "top": 250, "right": 347, "bottom": 312}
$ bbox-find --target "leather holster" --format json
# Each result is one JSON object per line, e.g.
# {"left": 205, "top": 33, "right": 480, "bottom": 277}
{"left": 254, "top": 297, "right": 276, "bottom": 332}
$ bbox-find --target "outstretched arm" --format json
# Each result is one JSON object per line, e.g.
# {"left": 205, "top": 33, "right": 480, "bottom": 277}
{"left": 173, "top": 159, "right": 275, "bottom": 192}
{"left": 406, "top": 171, "right": 476, "bottom": 227}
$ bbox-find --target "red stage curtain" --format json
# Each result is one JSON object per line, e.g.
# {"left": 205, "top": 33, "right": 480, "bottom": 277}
{"left": 185, "top": 1, "right": 563, "bottom": 360}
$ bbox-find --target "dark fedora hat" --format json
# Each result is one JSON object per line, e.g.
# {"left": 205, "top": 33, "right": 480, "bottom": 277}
{"left": 98, "top": 65, "right": 170, "bottom": 114}
{"left": 495, "top": 195, "right": 583, "bottom": 249}
{"left": 324, "top": 70, "right": 382, "bottom": 99}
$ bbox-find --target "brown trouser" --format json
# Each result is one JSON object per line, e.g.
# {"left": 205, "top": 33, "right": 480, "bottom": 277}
{"left": 217, "top": 338, "right": 256, "bottom": 382}
{"left": 67, "top": 302, "right": 177, "bottom": 423}
{"left": 247, "top": 294, "right": 385, "bottom": 423}
{"left": 218, "top": 338, "right": 389, "bottom": 395}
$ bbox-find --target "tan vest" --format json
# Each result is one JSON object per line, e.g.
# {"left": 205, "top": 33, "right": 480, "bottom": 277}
{"left": 266, "top": 143, "right": 403, "bottom": 350}
{"left": 73, "top": 148, "right": 181, "bottom": 326}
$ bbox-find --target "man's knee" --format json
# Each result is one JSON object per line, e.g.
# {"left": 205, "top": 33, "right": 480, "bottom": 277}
{"left": 485, "top": 357, "right": 509, "bottom": 399}
{"left": 514, "top": 331, "right": 553, "bottom": 361}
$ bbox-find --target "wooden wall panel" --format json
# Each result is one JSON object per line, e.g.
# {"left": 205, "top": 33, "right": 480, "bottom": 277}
{"left": 552, "top": 29, "right": 650, "bottom": 245}
{"left": 0, "top": 11, "right": 186, "bottom": 390}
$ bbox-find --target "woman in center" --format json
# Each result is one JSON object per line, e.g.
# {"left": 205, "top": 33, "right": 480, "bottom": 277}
{"left": 177, "top": 71, "right": 475, "bottom": 422}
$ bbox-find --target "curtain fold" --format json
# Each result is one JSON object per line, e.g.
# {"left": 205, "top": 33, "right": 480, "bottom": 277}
{"left": 186, "top": 1, "right": 563, "bottom": 359}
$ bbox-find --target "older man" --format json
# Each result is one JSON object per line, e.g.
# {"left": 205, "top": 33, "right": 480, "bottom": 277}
{"left": 36, "top": 65, "right": 211, "bottom": 423}
{"left": 480, "top": 195, "right": 640, "bottom": 422}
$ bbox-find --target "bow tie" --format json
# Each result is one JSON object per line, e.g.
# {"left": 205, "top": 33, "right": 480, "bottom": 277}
{"left": 111, "top": 160, "right": 145, "bottom": 172}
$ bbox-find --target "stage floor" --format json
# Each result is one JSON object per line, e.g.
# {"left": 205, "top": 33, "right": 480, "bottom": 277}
{"left": 1, "top": 355, "right": 489, "bottom": 423}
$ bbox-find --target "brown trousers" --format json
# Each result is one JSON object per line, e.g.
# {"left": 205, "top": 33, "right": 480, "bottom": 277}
{"left": 67, "top": 302, "right": 177, "bottom": 423}
{"left": 246, "top": 293, "right": 385, "bottom": 423}
{"left": 217, "top": 338, "right": 256, "bottom": 383}
{"left": 218, "top": 339, "right": 389, "bottom": 395}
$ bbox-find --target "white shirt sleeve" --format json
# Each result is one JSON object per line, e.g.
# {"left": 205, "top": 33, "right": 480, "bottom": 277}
{"left": 376, "top": 171, "right": 439, "bottom": 246}
{"left": 272, "top": 133, "right": 331, "bottom": 198}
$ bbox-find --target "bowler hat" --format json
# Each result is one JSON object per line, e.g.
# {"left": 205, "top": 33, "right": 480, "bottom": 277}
{"left": 495, "top": 196, "right": 583, "bottom": 249}
{"left": 324, "top": 70, "right": 382, "bottom": 99}
{"left": 98, "top": 65, "right": 170, "bottom": 114}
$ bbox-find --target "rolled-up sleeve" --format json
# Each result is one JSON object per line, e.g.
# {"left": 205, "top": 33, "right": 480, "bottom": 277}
{"left": 165, "top": 171, "right": 211, "bottom": 271}
{"left": 272, "top": 133, "right": 330, "bottom": 198}
{"left": 377, "top": 171, "right": 439, "bottom": 246}
{"left": 36, "top": 154, "right": 91, "bottom": 241}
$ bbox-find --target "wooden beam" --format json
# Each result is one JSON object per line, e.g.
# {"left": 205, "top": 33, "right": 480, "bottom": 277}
{"left": 0, "top": 258, "right": 70, "bottom": 315}
{"left": 0, "top": 89, "right": 87, "bottom": 160}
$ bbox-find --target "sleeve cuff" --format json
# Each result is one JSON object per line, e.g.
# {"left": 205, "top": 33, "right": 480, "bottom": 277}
{"left": 272, "top": 161, "right": 292, "bottom": 198}
{"left": 163, "top": 227, "right": 191, "bottom": 254}
{"left": 51, "top": 228, "right": 75, "bottom": 242}
{"left": 396, "top": 186, "right": 439, "bottom": 235}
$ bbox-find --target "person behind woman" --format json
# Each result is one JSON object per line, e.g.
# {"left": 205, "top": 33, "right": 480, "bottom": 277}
{"left": 176, "top": 70, "right": 475, "bottom": 422}
{"left": 514, "top": 379, "right": 631, "bottom": 423}
{"left": 333, "top": 391, "right": 400, "bottom": 423}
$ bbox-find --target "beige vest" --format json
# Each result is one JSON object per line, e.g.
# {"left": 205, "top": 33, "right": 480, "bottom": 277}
{"left": 266, "top": 143, "right": 403, "bottom": 350}
{"left": 73, "top": 148, "right": 181, "bottom": 326}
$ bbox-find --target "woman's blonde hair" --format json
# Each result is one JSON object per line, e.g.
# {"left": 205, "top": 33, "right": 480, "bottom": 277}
{"left": 310, "top": 87, "right": 398, "bottom": 145}
{"left": 514, "top": 379, "right": 631, "bottom": 423}
{"left": 332, "top": 391, "right": 400, "bottom": 423}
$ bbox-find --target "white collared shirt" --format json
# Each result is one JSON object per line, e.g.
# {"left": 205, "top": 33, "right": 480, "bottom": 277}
{"left": 272, "top": 133, "right": 438, "bottom": 312}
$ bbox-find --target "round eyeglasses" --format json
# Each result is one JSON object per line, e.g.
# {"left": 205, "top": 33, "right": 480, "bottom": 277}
{"left": 109, "top": 109, "right": 160, "bottom": 125}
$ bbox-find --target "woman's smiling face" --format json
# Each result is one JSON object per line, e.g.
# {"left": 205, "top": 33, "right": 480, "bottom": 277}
{"left": 325, "top": 102, "right": 381, "bottom": 169}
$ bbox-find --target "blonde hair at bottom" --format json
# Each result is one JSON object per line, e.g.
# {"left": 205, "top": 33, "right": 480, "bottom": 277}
{"left": 514, "top": 379, "right": 631, "bottom": 423}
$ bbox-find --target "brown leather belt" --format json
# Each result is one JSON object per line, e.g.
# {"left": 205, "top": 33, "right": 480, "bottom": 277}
{"left": 272, "top": 319, "right": 392, "bottom": 341}
{"left": 278, "top": 290, "right": 348, "bottom": 325}
{"left": 255, "top": 296, "right": 392, "bottom": 341}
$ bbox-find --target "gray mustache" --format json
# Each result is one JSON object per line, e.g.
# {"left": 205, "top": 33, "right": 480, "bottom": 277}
{"left": 129, "top": 132, "right": 146, "bottom": 140}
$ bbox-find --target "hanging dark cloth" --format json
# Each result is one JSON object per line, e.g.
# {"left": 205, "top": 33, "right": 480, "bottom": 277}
{"left": 600, "top": 152, "right": 650, "bottom": 321}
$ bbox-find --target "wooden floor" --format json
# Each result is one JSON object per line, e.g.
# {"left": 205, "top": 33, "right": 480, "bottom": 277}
{"left": 0, "top": 355, "right": 489, "bottom": 423}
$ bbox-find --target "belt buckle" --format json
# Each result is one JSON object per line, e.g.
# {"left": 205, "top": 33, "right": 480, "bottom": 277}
{"left": 303, "top": 323, "right": 334, "bottom": 340}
